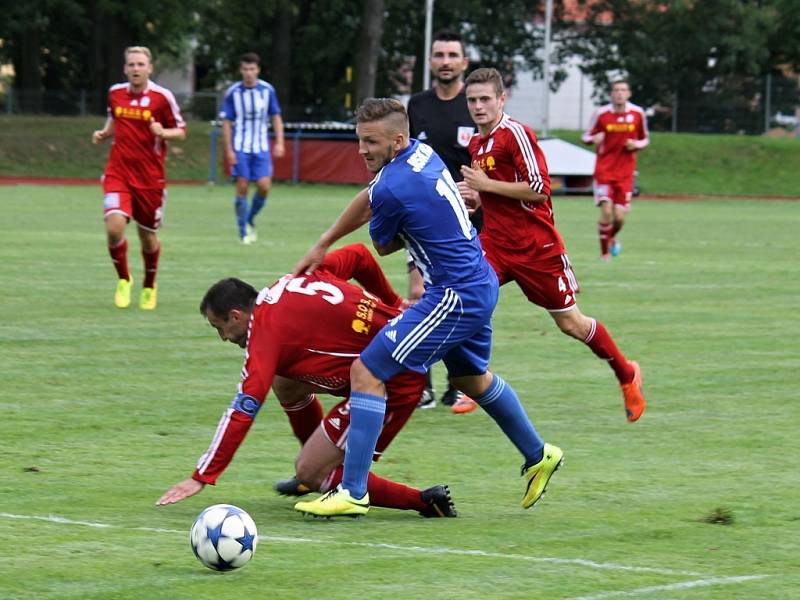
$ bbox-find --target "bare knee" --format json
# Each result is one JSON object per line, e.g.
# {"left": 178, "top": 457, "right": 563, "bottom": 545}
{"left": 294, "top": 455, "right": 324, "bottom": 490}
{"left": 450, "top": 372, "right": 493, "bottom": 398}
{"left": 105, "top": 215, "right": 127, "bottom": 245}
{"left": 350, "top": 358, "right": 383, "bottom": 394}
{"left": 255, "top": 178, "right": 271, "bottom": 197}
{"left": 553, "top": 309, "right": 592, "bottom": 340}
{"left": 137, "top": 228, "right": 159, "bottom": 253}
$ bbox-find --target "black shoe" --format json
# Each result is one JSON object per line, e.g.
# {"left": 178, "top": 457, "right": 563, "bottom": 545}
{"left": 419, "top": 485, "right": 458, "bottom": 518}
{"left": 416, "top": 387, "right": 436, "bottom": 409}
{"left": 274, "top": 476, "right": 312, "bottom": 497}
{"left": 440, "top": 386, "right": 461, "bottom": 407}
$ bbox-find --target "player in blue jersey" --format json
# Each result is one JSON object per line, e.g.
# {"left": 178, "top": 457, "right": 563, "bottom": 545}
{"left": 292, "top": 98, "right": 563, "bottom": 518}
{"left": 221, "top": 52, "right": 285, "bottom": 244}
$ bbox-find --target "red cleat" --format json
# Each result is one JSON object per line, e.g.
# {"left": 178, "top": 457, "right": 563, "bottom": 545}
{"left": 620, "top": 361, "right": 646, "bottom": 422}
{"left": 451, "top": 393, "right": 478, "bottom": 414}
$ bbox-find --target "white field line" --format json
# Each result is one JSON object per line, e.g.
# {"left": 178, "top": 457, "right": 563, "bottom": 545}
{"left": 569, "top": 575, "right": 769, "bottom": 599}
{"left": 1, "top": 511, "right": 769, "bottom": 597}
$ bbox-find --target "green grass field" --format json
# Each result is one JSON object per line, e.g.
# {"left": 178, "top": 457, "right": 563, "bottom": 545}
{"left": 1, "top": 183, "right": 798, "bottom": 599}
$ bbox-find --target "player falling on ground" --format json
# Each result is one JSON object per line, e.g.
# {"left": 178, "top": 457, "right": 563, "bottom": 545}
{"left": 92, "top": 46, "right": 186, "bottom": 310}
{"left": 221, "top": 52, "right": 285, "bottom": 244}
{"left": 292, "top": 98, "right": 562, "bottom": 519}
{"left": 581, "top": 80, "right": 650, "bottom": 260}
{"left": 459, "top": 68, "right": 646, "bottom": 423}
{"left": 156, "top": 244, "right": 456, "bottom": 518}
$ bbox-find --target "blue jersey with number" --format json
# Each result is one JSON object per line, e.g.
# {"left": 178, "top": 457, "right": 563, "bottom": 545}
{"left": 368, "top": 139, "right": 489, "bottom": 287}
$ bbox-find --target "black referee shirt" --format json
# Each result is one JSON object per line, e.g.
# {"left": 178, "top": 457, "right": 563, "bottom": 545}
{"left": 407, "top": 88, "right": 476, "bottom": 181}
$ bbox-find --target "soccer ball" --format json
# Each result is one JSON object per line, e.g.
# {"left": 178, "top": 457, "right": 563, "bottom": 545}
{"left": 190, "top": 504, "right": 258, "bottom": 571}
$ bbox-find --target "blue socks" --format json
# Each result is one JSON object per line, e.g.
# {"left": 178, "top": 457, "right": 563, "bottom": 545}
{"left": 234, "top": 195, "right": 248, "bottom": 238}
{"left": 247, "top": 193, "right": 267, "bottom": 226}
{"left": 474, "top": 374, "right": 544, "bottom": 466}
{"left": 341, "top": 391, "right": 386, "bottom": 499}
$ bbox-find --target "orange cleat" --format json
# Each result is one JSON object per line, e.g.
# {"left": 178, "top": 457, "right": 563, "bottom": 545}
{"left": 620, "top": 361, "right": 646, "bottom": 422}
{"left": 451, "top": 393, "right": 478, "bottom": 414}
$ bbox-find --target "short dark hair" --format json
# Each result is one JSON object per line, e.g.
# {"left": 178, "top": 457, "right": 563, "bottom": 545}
{"left": 200, "top": 278, "right": 258, "bottom": 318}
{"left": 465, "top": 67, "right": 504, "bottom": 96}
{"left": 240, "top": 52, "right": 261, "bottom": 66}
{"left": 432, "top": 29, "right": 466, "bottom": 56}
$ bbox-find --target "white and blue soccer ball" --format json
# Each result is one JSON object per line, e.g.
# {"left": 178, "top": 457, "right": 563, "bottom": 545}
{"left": 190, "top": 504, "right": 258, "bottom": 571}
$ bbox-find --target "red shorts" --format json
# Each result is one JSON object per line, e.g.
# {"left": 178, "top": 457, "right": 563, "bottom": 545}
{"left": 322, "top": 370, "right": 424, "bottom": 461}
{"left": 482, "top": 240, "right": 579, "bottom": 312}
{"left": 103, "top": 176, "right": 167, "bottom": 231}
{"left": 593, "top": 176, "right": 633, "bottom": 210}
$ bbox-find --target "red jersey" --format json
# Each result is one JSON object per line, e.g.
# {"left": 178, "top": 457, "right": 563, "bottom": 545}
{"left": 582, "top": 102, "right": 649, "bottom": 183}
{"left": 192, "top": 245, "right": 406, "bottom": 485}
{"left": 104, "top": 82, "right": 186, "bottom": 189}
{"left": 468, "top": 114, "right": 565, "bottom": 258}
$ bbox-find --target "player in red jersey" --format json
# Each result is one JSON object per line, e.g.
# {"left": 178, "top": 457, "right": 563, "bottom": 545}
{"left": 460, "top": 68, "right": 646, "bottom": 422}
{"left": 156, "top": 244, "right": 457, "bottom": 518}
{"left": 92, "top": 46, "right": 187, "bottom": 310}
{"left": 581, "top": 80, "right": 649, "bottom": 260}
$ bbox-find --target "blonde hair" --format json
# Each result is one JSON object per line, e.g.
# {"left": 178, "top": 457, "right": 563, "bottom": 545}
{"left": 124, "top": 46, "right": 152, "bottom": 63}
{"left": 356, "top": 98, "right": 409, "bottom": 136}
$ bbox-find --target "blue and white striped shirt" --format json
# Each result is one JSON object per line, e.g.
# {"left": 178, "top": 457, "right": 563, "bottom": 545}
{"left": 221, "top": 79, "right": 282, "bottom": 154}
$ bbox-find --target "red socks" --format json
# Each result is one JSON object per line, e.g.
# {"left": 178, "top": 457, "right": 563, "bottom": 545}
{"left": 282, "top": 394, "right": 324, "bottom": 444}
{"left": 108, "top": 238, "right": 130, "bottom": 280}
{"left": 323, "top": 466, "right": 426, "bottom": 511}
{"left": 597, "top": 222, "right": 613, "bottom": 255}
{"left": 142, "top": 244, "right": 161, "bottom": 288}
{"left": 583, "top": 318, "right": 635, "bottom": 384}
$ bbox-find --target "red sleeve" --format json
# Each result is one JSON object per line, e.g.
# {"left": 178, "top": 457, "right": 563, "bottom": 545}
{"left": 508, "top": 126, "right": 550, "bottom": 196}
{"left": 319, "top": 244, "right": 402, "bottom": 308}
{"left": 191, "top": 313, "right": 278, "bottom": 485}
{"left": 158, "top": 89, "right": 186, "bottom": 130}
{"left": 638, "top": 112, "right": 649, "bottom": 141}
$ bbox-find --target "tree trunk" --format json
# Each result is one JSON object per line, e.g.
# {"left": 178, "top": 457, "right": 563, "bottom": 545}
{"left": 13, "top": 24, "right": 43, "bottom": 112}
{"left": 354, "top": 0, "right": 385, "bottom": 106}
{"left": 271, "top": 3, "right": 293, "bottom": 116}
{"left": 88, "top": 1, "right": 134, "bottom": 114}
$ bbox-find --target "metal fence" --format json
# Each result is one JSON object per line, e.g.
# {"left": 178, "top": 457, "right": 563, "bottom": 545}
{"left": 2, "top": 76, "right": 798, "bottom": 135}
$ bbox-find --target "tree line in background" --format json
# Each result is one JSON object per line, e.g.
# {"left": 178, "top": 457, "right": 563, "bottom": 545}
{"left": 1, "top": 0, "right": 798, "bottom": 131}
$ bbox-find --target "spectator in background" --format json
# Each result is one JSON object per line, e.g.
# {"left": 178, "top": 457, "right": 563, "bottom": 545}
{"left": 221, "top": 52, "right": 285, "bottom": 244}
{"left": 407, "top": 29, "right": 480, "bottom": 414}
{"left": 92, "top": 46, "right": 186, "bottom": 311}
{"left": 581, "top": 80, "right": 649, "bottom": 260}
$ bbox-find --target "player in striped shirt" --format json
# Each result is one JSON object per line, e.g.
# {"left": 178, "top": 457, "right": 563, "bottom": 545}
{"left": 221, "top": 53, "right": 285, "bottom": 244}
{"left": 460, "top": 68, "right": 646, "bottom": 423}
{"left": 92, "top": 46, "right": 186, "bottom": 311}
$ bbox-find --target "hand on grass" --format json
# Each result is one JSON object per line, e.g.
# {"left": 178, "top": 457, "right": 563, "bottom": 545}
{"left": 156, "top": 478, "right": 205, "bottom": 506}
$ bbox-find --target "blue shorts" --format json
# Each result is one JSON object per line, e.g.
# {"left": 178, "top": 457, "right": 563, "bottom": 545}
{"left": 232, "top": 151, "right": 273, "bottom": 181}
{"left": 360, "top": 272, "right": 499, "bottom": 381}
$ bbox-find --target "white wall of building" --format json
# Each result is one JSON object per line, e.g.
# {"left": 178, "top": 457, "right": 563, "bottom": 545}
{"left": 505, "top": 57, "right": 599, "bottom": 133}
